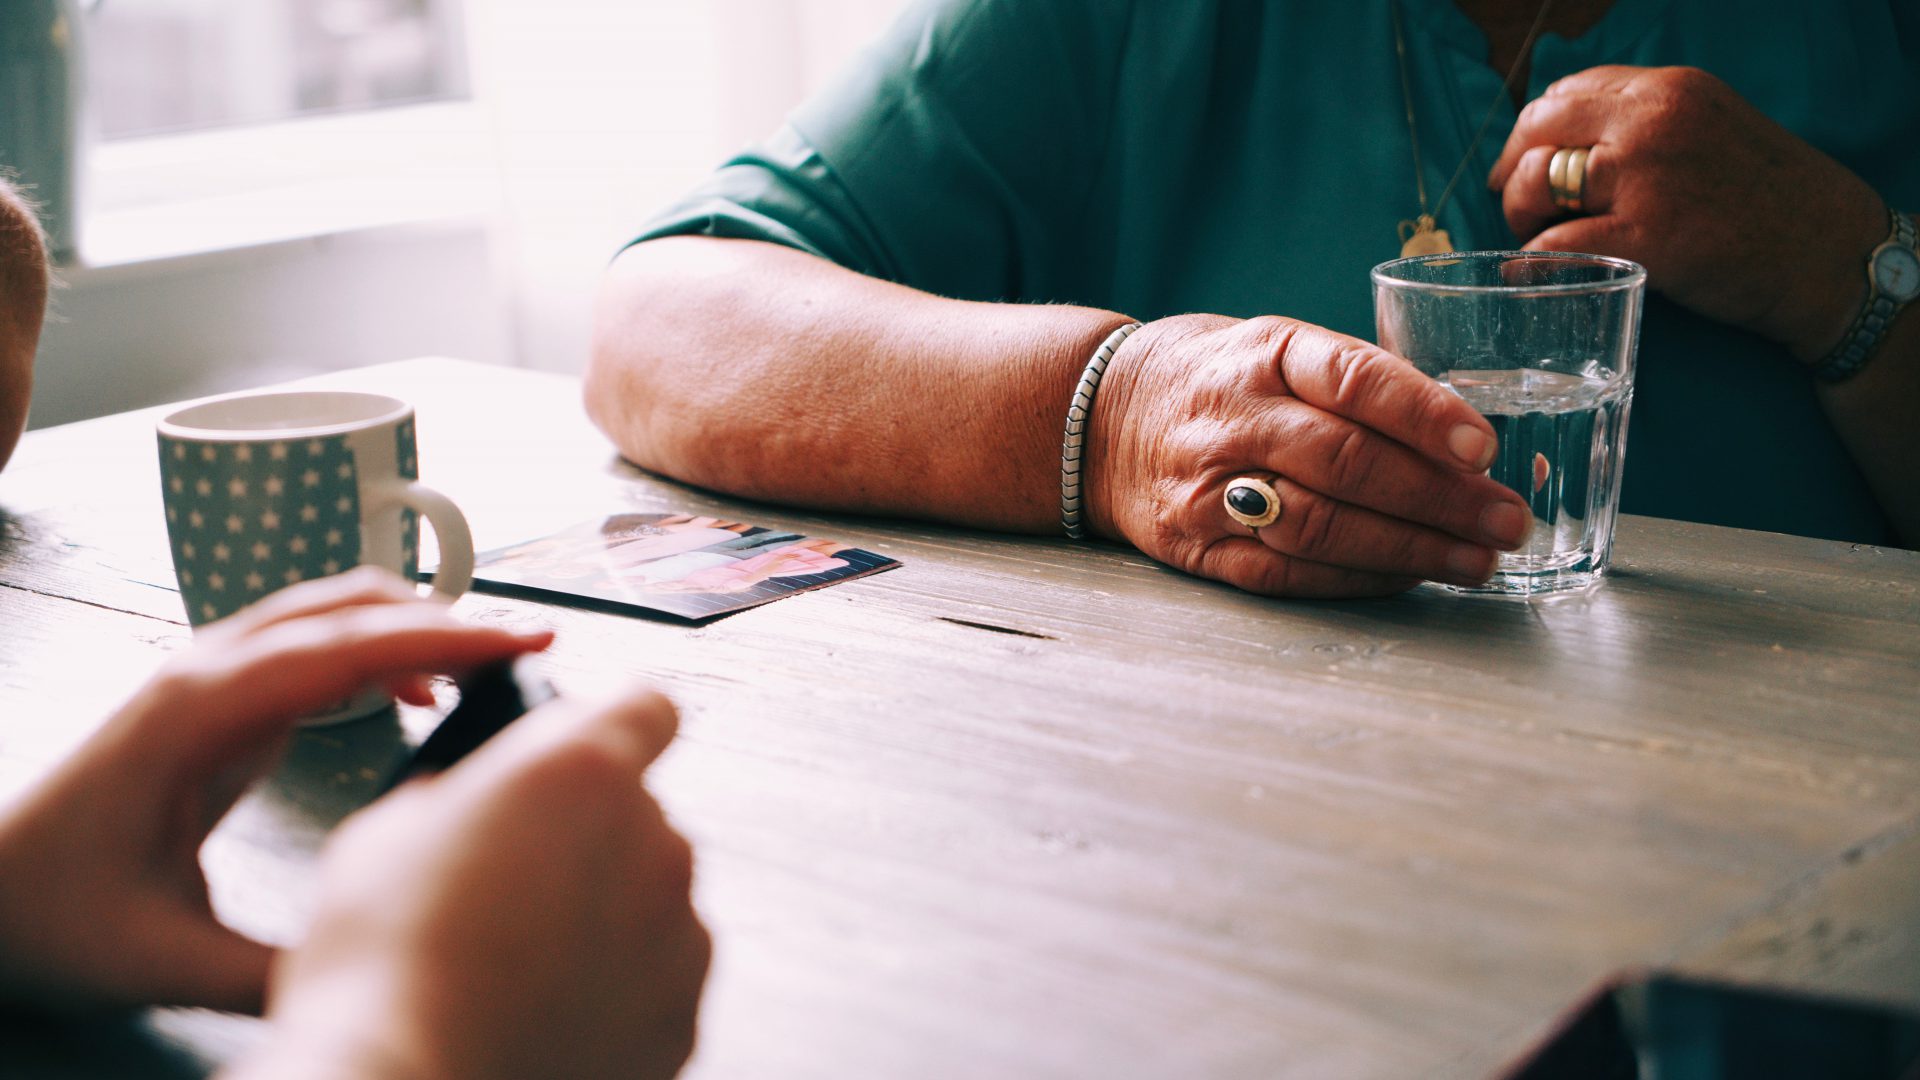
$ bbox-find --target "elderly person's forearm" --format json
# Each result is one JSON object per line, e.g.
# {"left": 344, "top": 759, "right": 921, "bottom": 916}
{"left": 0, "top": 179, "right": 49, "bottom": 472}
{"left": 587, "top": 237, "right": 1532, "bottom": 598}
{"left": 587, "top": 236, "right": 1130, "bottom": 534}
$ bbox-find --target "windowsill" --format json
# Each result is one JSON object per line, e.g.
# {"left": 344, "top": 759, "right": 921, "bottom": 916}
{"left": 76, "top": 102, "right": 498, "bottom": 273}
{"left": 79, "top": 178, "right": 494, "bottom": 271}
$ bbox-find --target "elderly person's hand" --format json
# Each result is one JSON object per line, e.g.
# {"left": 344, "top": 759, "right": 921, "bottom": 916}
{"left": 1085, "top": 315, "right": 1535, "bottom": 598}
{"left": 1488, "top": 65, "right": 1890, "bottom": 364}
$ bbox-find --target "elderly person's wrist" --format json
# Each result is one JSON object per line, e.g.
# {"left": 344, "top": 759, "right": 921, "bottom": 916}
{"left": 1778, "top": 192, "right": 1900, "bottom": 367}
{"left": 1080, "top": 316, "right": 1173, "bottom": 543}
{"left": 1060, "top": 318, "right": 1142, "bottom": 540}
{"left": 1802, "top": 209, "right": 1920, "bottom": 385}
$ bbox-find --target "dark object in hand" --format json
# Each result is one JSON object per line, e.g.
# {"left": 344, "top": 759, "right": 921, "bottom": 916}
{"left": 1500, "top": 971, "right": 1920, "bottom": 1080}
{"left": 383, "top": 656, "right": 557, "bottom": 792}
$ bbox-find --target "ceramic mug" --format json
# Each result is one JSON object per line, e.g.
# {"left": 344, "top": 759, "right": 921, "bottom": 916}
{"left": 157, "top": 390, "right": 475, "bottom": 722}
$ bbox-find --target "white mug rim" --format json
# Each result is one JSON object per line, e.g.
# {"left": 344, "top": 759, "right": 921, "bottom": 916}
{"left": 159, "top": 390, "right": 412, "bottom": 442}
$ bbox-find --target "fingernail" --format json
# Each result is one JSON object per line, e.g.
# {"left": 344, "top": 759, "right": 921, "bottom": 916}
{"left": 1448, "top": 424, "right": 1496, "bottom": 470}
{"left": 1481, "top": 502, "right": 1530, "bottom": 548}
{"left": 1447, "top": 543, "right": 1496, "bottom": 582}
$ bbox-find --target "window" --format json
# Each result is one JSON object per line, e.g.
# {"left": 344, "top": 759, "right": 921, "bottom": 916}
{"left": 77, "top": 0, "right": 488, "bottom": 267}
{"left": 87, "top": 0, "right": 470, "bottom": 140}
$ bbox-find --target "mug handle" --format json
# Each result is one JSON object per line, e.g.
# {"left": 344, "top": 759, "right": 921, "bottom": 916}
{"left": 378, "top": 481, "right": 474, "bottom": 601}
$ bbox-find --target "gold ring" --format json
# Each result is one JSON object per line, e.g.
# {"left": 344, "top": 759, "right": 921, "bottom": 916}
{"left": 1548, "top": 146, "right": 1590, "bottom": 214}
{"left": 1224, "top": 477, "right": 1282, "bottom": 529}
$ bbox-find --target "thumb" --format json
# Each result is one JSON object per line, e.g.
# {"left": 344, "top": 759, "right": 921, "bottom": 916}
{"left": 441, "top": 681, "right": 682, "bottom": 800}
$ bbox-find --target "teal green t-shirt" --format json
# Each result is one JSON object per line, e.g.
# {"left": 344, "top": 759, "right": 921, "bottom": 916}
{"left": 635, "top": 0, "right": 1920, "bottom": 545}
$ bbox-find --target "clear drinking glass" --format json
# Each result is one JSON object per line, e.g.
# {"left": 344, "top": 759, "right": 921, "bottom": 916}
{"left": 1373, "top": 251, "right": 1646, "bottom": 596}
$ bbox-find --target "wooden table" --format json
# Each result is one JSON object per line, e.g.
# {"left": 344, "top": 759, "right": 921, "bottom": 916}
{"left": 3, "top": 358, "right": 1918, "bottom": 1078}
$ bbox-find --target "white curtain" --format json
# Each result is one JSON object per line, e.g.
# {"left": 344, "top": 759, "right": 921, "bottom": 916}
{"left": 470, "top": 0, "right": 908, "bottom": 373}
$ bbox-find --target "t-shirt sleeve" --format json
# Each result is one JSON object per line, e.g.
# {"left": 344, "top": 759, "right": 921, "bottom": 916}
{"left": 628, "top": 0, "right": 1132, "bottom": 303}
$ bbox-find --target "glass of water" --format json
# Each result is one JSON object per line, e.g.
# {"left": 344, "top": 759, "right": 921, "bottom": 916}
{"left": 1373, "top": 251, "right": 1646, "bottom": 596}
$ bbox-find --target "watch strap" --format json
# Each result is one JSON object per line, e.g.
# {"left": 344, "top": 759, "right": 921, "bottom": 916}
{"left": 1814, "top": 208, "right": 1918, "bottom": 384}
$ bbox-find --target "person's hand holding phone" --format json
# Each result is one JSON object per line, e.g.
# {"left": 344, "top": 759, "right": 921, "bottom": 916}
{"left": 0, "top": 568, "right": 554, "bottom": 1012}
{"left": 233, "top": 680, "right": 710, "bottom": 1080}
{"left": 0, "top": 567, "right": 709, "bottom": 1080}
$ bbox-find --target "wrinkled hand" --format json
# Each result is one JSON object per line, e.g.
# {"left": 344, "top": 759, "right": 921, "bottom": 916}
{"left": 0, "top": 568, "right": 553, "bottom": 1013}
{"left": 235, "top": 684, "right": 708, "bottom": 1080}
{"left": 1489, "top": 65, "right": 1887, "bottom": 361}
{"left": 1085, "top": 315, "right": 1533, "bottom": 598}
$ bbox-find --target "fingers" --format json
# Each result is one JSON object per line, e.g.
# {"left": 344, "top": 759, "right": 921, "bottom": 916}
{"left": 1497, "top": 144, "right": 1563, "bottom": 242}
{"left": 1171, "top": 319, "right": 1532, "bottom": 596}
{"left": 194, "top": 566, "right": 423, "bottom": 647}
{"left": 1541, "top": 64, "right": 1644, "bottom": 100}
{"left": 206, "top": 568, "right": 553, "bottom": 711}
{"left": 1488, "top": 89, "right": 1614, "bottom": 192}
{"left": 1266, "top": 321, "right": 1499, "bottom": 473}
{"left": 393, "top": 672, "right": 441, "bottom": 708}
{"left": 278, "top": 677, "right": 701, "bottom": 1080}
{"left": 1255, "top": 402, "right": 1532, "bottom": 549}
{"left": 511, "top": 685, "right": 680, "bottom": 776}
{"left": 1231, "top": 473, "right": 1501, "bottom": 588}
{"left": 1195, "top": 537, "right": 1419, "bottom": 600}
{"left": 431, "top": 683, "right": 682, "bottom": 811}
{"left": 202, "top": 606, "right": 549, "bottom": 723}
{"left": 1499, "top": 143, "right": 1621, "bottom": 242}
{"left": 130, "top": 604, "right": 552, "bottom": 781}
{"left": 64, "top": 571, "right": 552, "bottom": 875}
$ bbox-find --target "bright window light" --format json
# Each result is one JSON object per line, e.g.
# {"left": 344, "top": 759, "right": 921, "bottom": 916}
{"left": 87, "top": 0, "right": 469, "bottom": 140}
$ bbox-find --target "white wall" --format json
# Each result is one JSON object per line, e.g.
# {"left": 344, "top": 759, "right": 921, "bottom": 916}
{"left": 32, "top": 222, "right": 507, "bottom": 429}
{"left": 476, "top": 0, "right": 908, "bottom": 375}
{"left": 469, "top": 2, "right": 723, "bottom": 375}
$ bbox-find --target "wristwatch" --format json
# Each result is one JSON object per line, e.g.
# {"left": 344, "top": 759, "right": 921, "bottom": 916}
{"left": 1814, "top": 208, "right": 1920, "bottom": 383}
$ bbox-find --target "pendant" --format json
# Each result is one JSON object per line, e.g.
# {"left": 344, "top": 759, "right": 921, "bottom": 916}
{"left": 1397, "top": 214, "right": 1454, "bottom": 258}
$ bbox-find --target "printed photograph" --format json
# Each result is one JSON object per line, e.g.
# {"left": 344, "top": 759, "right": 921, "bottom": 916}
{"left": 464, "top": 512, "right": 900, "bottom": 621}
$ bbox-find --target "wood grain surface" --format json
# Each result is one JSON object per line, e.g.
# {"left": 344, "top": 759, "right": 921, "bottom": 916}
{"left": 2, "top": 358, "right": 1916, "bottom": 1079}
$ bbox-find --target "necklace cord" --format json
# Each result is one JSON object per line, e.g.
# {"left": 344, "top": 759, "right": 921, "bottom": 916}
{"left": 1394, "top": 0, "right": 1558, "bottom": 222}
{"left": 1390, "top": 1, "right": 1430, "bottom": 214}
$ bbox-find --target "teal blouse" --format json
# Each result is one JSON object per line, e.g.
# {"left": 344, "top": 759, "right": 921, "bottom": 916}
{"left": 634, "top": 0, "right": 1920, "bottom": 545}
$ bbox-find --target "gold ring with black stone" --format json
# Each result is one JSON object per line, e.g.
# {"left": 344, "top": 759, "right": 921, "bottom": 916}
{"left": 1224, "top": 477, "right": 1282, "bottom": 529}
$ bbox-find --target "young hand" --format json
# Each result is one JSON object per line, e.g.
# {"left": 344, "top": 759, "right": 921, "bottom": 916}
{"left": 0, "top": 568, "right": 554, "bottom": 1013}
{"left": 230, "top": 683, "right": 709, "bottom": 1080}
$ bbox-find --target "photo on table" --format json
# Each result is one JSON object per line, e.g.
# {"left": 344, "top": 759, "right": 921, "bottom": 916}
{"left": 439, "top": 512, "right": 900, "bottom": 622}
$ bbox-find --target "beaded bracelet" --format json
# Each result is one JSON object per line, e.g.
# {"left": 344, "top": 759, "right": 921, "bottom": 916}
{"left": 1060, "top": 321, "right": 1142, "bottom": 539}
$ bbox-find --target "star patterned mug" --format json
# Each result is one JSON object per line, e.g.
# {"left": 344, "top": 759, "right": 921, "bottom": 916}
{"left": 157, "top": 390, "right": 476, "bottom": 723}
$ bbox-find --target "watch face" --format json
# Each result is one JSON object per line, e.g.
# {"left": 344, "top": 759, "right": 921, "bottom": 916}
{"left": 1875, "top": 244, "right": 1920, "bottom": 303}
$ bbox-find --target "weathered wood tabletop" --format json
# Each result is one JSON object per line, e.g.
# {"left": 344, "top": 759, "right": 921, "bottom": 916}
{"left": 2, "top": 358, "right": 1917, "bottom": 1078}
